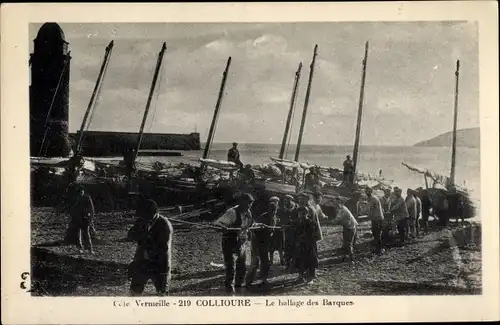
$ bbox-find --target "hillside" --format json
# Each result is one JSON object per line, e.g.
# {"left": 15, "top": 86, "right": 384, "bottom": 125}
{"left": 414, "top": 127, "right": 480, "bottom": 148}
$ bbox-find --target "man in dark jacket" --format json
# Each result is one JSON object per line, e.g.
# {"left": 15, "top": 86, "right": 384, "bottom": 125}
{"left": 227, "top": 142, "right": 243, "bottom": 169}
{"left": 127, "top": 199, "right": 173, "bottom": 296}
{"left": 65, "top": 185, "right": 95, "bottom": 253}
{"left": 246, "top": 200, "right": 278, "bottom": 286}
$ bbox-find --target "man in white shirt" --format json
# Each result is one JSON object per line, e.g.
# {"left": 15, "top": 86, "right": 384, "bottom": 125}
{"left": 213, "top": 193, "right": 255, "bottom": 294}
{"left": 365, "top": 188, "right": 384, "bottom": 255}
{"left": 414, "top": 190, "right": 422, "bottom": 237}
{"left": 405, "top": 189, "right": 417, "bottom": 239}
{"left": 390, "top": 187, "right": 409, "bottom": 244}
{"left": 332, "top": 197, "right": 359, "bottom": 264}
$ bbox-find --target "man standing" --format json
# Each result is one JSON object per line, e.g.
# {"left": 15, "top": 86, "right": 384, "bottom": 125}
{"left": 214, "top": 193, "right": 254, "bottom": 294}
{"left": 66, "top": 185, "right": 95, "bottom": 254}
{"left": 420, "top": 189, "right": 432, "bottom": 234}
{"left": 390, "top": 187, "right": 409, "bottom": 244}
{"left": 405, "top": 189, "right": 417, "bottom": 239}
{"left": 332, "top": 197, "right": 359, "bottom": 264}
{"left": 380, "top": 188, "right": 393, "bottom": 246}
{"left": 365, "top": 187, "right": 384, "bottom": 255}
{"left": 246, "top": 200, "right": 278, "bottom": 287}
{"left": 414, "top": 189, "right": 422, "bottom": 237}
{"left": 343, "top": 155, "right": 354, "bottom": 184}
{"left": 345, "top": 191, "right": 361, "bottom": 221}
{"left": 127, "top": 199, "right": 173, "bottom": 296}
{"left": 297, "top": 192, "right": 321, "bottom": 242}
{"left": 227, "top": 142, "right": 243, "bottom": 169}
{"left": 279, "top": 194, "right": 298, "bottom": 270}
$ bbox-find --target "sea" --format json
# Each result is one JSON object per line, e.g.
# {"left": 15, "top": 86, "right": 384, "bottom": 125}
{"left": 135, "top": 143, "right": 481, "bottom": 213}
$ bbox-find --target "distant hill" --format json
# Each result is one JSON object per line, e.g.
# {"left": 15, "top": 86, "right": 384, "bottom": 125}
{"left": 414, "top": 127, "right": 480, "bottom": 148}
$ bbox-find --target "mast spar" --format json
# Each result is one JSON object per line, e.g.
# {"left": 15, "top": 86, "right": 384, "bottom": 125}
{"left": 202, "top": 56, "right": 232, "bottom": 160}
{"left": 76, "top": 40, "right": 114, "bottom": 154}
{"left": 279, "top": 62, "right": 302, "bottom": 159}
{"left": 449, "top": 60, "right": 460, "bottom": 187}
{"left": 134, "top": 42, "right": 167, "bottom": 162}
{"left": 295, "top": 45, "right": 318, "bottom": 162}
{"left": 352, "top": 41, "right": 369, "bottom": 183}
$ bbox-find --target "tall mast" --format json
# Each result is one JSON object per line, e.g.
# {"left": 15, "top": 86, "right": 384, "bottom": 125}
{"left": 202, "top": 56, "right": 232, "bottom": 159}
{"left": 279, "top": 62, "right": 302, "bottom": 159}
{"left": 76, "top": 40, "right": 114, "bottom": 154}
{"left": 450, "top": 60, "right": 460, "bottom": 186}
{"left": 352, "top": 41, "right": 369, "bottom": 181}
{"left": 134, "top": 42, "right": 167, "bottom": 161}
{"left": 294, "top": 45, "right": 318, "bottom": 162}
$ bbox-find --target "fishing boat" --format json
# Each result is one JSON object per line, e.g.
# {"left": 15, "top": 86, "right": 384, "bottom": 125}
{"left": 402, "top": 60, "right": 476, "bottom": 224}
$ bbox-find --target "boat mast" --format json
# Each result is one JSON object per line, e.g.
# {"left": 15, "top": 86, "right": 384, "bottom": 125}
{"left": 449, "top": 60, "right": 460, "bottom": 187}
{"left": 134, "top": 42, "right": 167, "bottom": 162}
{"left": 202, "top": 56, "right": 232, "bottom": 159}
{"left": 75, "top": 40, "right": 114, "bottom": 155}
{"left": 279, "top": 62, "right": 302, "bottom": 159}
{"left": 352, "top": 41, "right": 369, "bottom": 182}
{"left": 294, "top": 45, "right": 318, "bottom": 162}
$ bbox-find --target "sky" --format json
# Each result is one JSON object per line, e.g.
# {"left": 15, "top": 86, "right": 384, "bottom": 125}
{"left": 29, "top": 22, "right": 479, "bottom": 146}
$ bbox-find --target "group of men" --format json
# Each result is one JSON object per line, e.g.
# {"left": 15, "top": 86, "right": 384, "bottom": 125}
{"left": 211, "top": 190, "right": 363, "bottom": 294}
{"left": 363, "top": 186, "right": 433, "bottom": 255}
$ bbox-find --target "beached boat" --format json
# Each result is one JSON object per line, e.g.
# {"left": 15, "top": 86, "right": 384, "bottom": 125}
{"left": 402, "top": 61, "right": 477, "bottom": 224}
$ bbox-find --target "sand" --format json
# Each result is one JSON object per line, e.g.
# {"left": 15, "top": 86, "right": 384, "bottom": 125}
{"left": 30, "top": 206, "right": 481, "bottom": 296}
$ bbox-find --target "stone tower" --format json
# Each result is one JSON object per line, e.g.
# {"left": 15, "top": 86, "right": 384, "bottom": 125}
{"left": 30, "top": 23, "right": 71, "bottom": 157}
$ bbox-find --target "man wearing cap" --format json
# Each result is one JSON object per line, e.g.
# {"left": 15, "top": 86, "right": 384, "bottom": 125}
{"left": 214, "top": 193, "right": 255, "bottom": 294}
{"left": 365, "top": 187, "right": 384, "bottom": 255}
{"left": 127, "top": 198, "right": 174, "bottom": 296}
{"left": 331, "top": 196, "right": 359, "bottom": 263}
{"left": 279, "top": 194, "right": 297, "bottom": 269}
{"left": 390, "top": 187, "right": 409, "bottom": 244}
{"left": 246, "top": 199, "right": 278, "bottom": 286}
{"left": 310, "top": 192, "right": 327, "bottom": 241}
{"left": 296, "top": 192, "right": 320, "bottom": 277}
{"left": 268, "top": 196, "right": 283, "bottom": 265}
{"left": 405, "top": 189, "right": 417, "bottom": 239}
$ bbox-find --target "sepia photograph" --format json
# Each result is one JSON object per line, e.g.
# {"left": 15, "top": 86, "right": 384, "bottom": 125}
{"left": 29, "top": 21, "right": 482, "bottom": 297}
{"left": 1, "top": 2, "right": 498, "bottom": 324}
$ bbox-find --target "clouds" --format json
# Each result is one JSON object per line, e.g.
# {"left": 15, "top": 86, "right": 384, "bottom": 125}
{"left": 29, "top": 21, "right": 478, "bottom": 146}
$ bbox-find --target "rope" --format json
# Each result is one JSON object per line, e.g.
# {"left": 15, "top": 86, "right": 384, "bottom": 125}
{"left": 168, "top": 217, "right": 283, "bottom": 231}
{"left": 147, "top": 55, "right": 165, "bottom": 135}
{"left": 84, "top": 51, "right": 112, "bottom": 134}
{"left": 38, "top": 58, "right": 69, "bottom": 156}
{"left": 285, "top": 81, "right": 300, "bottom": 160}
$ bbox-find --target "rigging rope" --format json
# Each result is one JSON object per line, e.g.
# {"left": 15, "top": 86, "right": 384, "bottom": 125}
{"left": 84, "top": 51, "right": 112, "bottom": 134}
{"left": 147, "top": 56, "right": 165, "bottom": 135}
{"left": 285, "top": 81, "right": 300, "bottom": 160}
{"left": 38, "top": 58, "right": 70, "bottom": 156}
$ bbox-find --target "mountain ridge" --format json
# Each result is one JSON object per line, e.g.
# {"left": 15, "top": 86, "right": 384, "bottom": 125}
{"left": 413, "top": 127, "right": 479, "bottom": 148}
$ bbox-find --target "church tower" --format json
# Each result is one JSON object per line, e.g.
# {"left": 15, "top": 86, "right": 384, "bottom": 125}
{"left": 30, "top": 23, "right": 71, "bottom": 157}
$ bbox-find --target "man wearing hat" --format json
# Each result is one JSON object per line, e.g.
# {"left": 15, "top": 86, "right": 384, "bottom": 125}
{"left": 214, "top": 192, "right": 255, "bottom": 294}
{"left": 127, "top": 198, "right": 174, "bottom": 296}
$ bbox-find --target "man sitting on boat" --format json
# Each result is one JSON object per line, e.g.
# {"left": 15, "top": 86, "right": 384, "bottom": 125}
{"left": 227, "top": 142, "right": 243, "bottom": 169}
{"left": 304, "top": 167, "right": 321, "bottom": 191}
{"left": 343, "top": 155, "right": 355, "bottom": 184}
